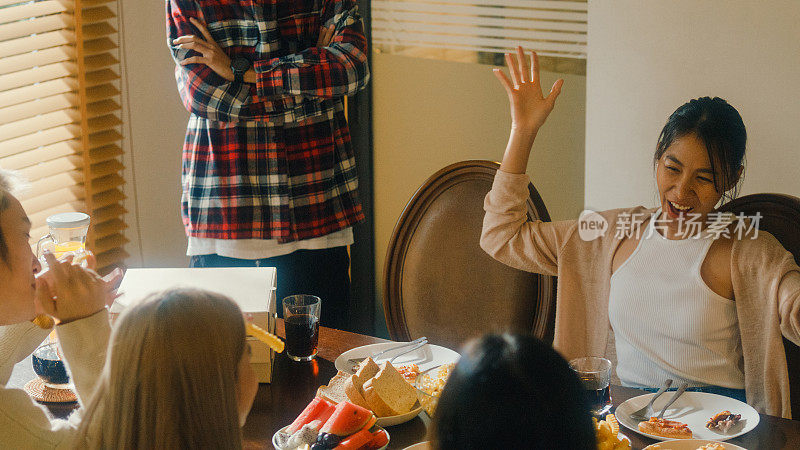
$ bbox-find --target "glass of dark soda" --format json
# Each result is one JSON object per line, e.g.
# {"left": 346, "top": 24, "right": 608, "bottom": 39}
{"left": 569, "top": 356, "right": 612, "bottom": 417}
{"left": 282, "top": 294, "right": 321, "bottom": 362}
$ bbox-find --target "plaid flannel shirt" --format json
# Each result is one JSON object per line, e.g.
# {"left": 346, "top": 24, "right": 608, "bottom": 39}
{"left": 166, "top": 0, "right": 369, "bottom": 242}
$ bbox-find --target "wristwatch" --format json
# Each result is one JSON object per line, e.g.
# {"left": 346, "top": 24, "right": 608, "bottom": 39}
{"left": 230, "top": 56, "right": 251, "bottom": 83}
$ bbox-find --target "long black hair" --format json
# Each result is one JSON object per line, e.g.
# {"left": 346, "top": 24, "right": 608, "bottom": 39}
{"left": 434, "top": 334, "right": 596, "bottom": 450}
{"left": 654, "top": 97, "right": 746, "bottom": 205}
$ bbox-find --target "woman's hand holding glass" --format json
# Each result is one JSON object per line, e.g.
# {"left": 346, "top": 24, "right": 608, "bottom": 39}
{"left": 34, "top": 252, "right": 122, "bottom": 324}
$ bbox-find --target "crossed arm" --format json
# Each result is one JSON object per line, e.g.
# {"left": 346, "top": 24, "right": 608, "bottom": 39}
{"left": 166, "top": 0, "right": 370, "bottom": 122}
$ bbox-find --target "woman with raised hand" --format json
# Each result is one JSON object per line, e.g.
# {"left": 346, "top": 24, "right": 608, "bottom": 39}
{"left": 75, "top": 288, "right": 258, "bottom": 449}
{"left": 0, "top": 169, "right": 120, "bottom": 447}
{"left": 481, "top": 46, "right": 800, "bottom": 417}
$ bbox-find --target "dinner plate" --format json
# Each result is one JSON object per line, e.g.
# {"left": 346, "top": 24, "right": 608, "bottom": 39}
{"left": 335, "top": 342, "right": 460, "bottom": 374}
{"left": 615, "top": 391, "right": 759, "bottom": 441}
{"left": 272, "top": 425, "right": 389, "bottom": 450}
{"left": 402, "top": 441, "right": 432, "bottom": 450}
{"left": 643, "top": 439, "right": 746, "bottom": 449}
{"left": 335, "top": 342, "right": 459, "bottom": 427}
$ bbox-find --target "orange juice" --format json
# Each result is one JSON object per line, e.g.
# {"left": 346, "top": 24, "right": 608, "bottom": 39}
{"left": 53, "top": 241, "right": 85, "bottom": 260}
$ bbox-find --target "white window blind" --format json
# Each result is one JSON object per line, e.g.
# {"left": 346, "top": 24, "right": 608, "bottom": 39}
{"left": 0, "top": 0, "right": 127, "bottom": 274}
{"left": 373, "top": 0, "right": 587, "bottom": 70}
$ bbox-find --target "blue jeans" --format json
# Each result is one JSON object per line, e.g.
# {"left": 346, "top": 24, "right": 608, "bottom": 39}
{"left": 635, "top": 385, "right": 746, "bottom": 403}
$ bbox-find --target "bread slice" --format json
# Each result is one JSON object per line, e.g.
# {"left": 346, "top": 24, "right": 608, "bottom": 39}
{"left": 361, "top": 362, "right": 418, "bottom": 416}
{"left": 317, "top": 371, "right": 349, "bottom": 404}
{"left": 343, "top": 357, "right": 380, "bottom": 409}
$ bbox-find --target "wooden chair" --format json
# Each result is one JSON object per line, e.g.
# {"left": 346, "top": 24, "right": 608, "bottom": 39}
{"left": 718, "top": 193, "right": 800, "bottom": 415}
{"left": 383, "top": 160, "right": 557, "bottom": 350}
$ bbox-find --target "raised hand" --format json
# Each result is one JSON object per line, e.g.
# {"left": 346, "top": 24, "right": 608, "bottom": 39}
{"left": 493, "top": 47, "right": 564, "bottom": 134}
{"left": 174, "top": 17, "right": 234, "bottom": 81}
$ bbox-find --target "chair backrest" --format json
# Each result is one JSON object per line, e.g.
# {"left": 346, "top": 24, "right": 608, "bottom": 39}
{"left": 718, "top": 193, "right": 800, "bottom": 415}
{"left": 383, "top": 160, "right": 557, "bottom": 350}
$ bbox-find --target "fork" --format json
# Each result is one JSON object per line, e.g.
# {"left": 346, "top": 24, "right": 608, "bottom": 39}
{"left": 347, "top": 337, "right": 427, "bottom": 371}
{"left": 628, "top": 379, "right": 673, "bottom": 421}
{"left": 656, "top": 382, "right": 689, "bottom": 419}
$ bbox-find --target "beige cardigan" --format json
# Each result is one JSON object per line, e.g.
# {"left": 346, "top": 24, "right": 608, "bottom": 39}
{"left": 481, "top": 170, "right": 800, "bottom": 418}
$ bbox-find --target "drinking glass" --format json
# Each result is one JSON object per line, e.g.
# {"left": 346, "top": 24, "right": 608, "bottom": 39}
{"left": 36, "top": 212, "right": 91, "bottom": 267}
{"left": 569, "top": 356, "right": 613, "bottom": 416}
{"left": 282, "top": 295, "right": 321, "bottom": 362}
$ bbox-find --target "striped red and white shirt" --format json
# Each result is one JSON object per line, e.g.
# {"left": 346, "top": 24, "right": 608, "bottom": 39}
{"left": 167, "top": 0, "right": 369, "bottom": 243}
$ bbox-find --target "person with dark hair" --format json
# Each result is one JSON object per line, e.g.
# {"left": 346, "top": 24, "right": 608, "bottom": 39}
{"left": 481, "top": 47, "right": 800, "bottom": 418}
{"left": 434, "top": 334, "right": 596, "bottom": 450}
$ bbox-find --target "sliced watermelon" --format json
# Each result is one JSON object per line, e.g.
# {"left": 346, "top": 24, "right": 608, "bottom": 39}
{"left": 287, "top": 396, "right": 336, "bottom": 434}
{"left": 333, "top": 427, "right": 373, "bottom": 449}
{"left": 364, "top": 428, "right": 389, "bottom": 449}
{"left": 321, "top": 401, "right": 373, "bottom": 436}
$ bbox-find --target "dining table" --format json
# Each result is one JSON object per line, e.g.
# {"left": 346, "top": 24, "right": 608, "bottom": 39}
{"left": 9, "top": 320, "right": 800, "bottom": 449}
{"left": 244, "top": 320, "right": 800, "bottom": 450}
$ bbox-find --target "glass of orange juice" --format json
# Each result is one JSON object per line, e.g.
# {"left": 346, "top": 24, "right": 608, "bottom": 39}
{"left": 36, "top": 212, "right": 91, "bottom": 267}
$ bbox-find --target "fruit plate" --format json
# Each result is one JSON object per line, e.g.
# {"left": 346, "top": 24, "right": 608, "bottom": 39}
{"left": 375, "top": 403, "right": 423, "bottom": 427}
{"left": 335, "top": 343, "right": 460, "bottom": 375}
{"left": 615, "top": 392, "right": 759, "bottom": 441}
{"left": 273, "top": 425, "right": 389, "bottom": 450}
{"left": 643, "top": 439, "right": 746, "bottom": 449}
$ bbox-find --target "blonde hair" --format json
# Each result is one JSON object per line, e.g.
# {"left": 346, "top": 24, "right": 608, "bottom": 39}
{"left": 76, "top": 288, "right": 246, "bottom": 449}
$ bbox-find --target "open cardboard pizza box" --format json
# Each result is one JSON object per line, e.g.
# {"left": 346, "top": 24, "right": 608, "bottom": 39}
{"left": 110, "top": 267, "right": 277, "bottom": 383}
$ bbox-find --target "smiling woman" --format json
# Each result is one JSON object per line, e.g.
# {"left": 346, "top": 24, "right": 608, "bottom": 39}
{"left": 480, "top": 46, "right": 800, "bottom": 419}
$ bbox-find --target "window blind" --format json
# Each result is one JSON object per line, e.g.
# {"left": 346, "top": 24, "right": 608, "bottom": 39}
{"left": 373, "top": 0, "right": 587, "bottom": 72}
{"left": 0, "top": 0, "right": 127, "bottom": 274}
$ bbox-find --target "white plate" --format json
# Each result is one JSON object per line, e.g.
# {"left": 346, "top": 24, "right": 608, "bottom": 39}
{"left": 403, "top": 442, "right": 432, "bottom": 450}
{"left": 335, "top": 342, "right": 460, "bottom": 374}
{"left": 616, "top": 392, "right": 759, "bottom": 441}
{"left": 272, "top": 425, "right": 389, "bottom": 450}
{"left": 643, "top": 439, "right": 746, "bottom": 449}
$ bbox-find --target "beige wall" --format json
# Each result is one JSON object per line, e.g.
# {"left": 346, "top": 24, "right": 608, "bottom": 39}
{"left": 586, "top": 0, "right": 800, "bottom": 211}
{"left": 118, "top": 0, "right": 190, "bottom": 267}
{"left": 372, "top": 53, "right": 586, "bottom": 331}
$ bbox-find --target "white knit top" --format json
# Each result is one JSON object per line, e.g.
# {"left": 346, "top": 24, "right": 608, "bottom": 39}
{"left": 608, "top": 211, "right": 745, "bottom": 389}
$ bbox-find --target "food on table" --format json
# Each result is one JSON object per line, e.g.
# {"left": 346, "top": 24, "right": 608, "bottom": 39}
{"left": 245, "top": 321, "right": 285, "bottom": 353}
{"left": 287, "top": 396, "right": 337, "bottom": 435}
{"left": 345, "top": 357, "right": 380, "bottom": 409}
{"left": 705, "top": 410, "right": 741, "bottom": 433}
{"left": 594, "top": 414, "right": 631, "bottom": 450}
{"left": 278, "top": 399, "right": 388, "bottom": 450}
{"left": 318, "top": 372, "right": 351, "bottom": 404}
{"left": 696, "top": 444, "right": 726, "bottom": 450}
{"left": 362, "top": 362, "right": 419, "bottom": 417}
{"left": 320, "top": 401, "right": 375, "bottom": 436}
{"left": 414, "top": 363, "right": 454, "bottom": 417}
{"left": 396, "top": 363, "right": 420, "bottom": 383}
{"left": 638, "top": 417, "right": 693, "bottom": 439}
{"left": 351, "top": 359, "right": 420, "bottom": 384}
{"left": 319, "top": 359, "right": 421, "bottom": 418}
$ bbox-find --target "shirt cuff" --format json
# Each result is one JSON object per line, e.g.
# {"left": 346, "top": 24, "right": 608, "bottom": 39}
{"left": 254, "top": 57, "right": 285, "bottom": 98}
